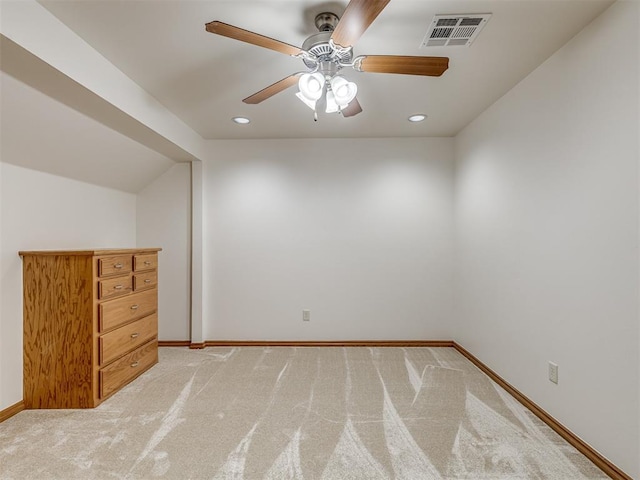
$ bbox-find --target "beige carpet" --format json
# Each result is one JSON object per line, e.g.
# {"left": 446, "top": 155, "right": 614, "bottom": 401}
{"left": 0, "top": 347, "right": 608, "bottom": 479}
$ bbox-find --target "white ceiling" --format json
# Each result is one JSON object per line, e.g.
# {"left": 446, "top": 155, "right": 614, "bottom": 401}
{"left": 38, "top": 0, "right": 613, "bottom": 140}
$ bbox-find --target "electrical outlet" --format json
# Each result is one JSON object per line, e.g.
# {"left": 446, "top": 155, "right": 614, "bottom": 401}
{"left": 548, "top": 362, "right": 559, "bottom": 384}
{"left": 302, "top": 310, "right": 311, "bottom": 322}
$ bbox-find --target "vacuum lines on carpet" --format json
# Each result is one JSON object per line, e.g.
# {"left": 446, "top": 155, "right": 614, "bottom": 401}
{"left": 0, "top": 347, "right": 608, "bottom": 479}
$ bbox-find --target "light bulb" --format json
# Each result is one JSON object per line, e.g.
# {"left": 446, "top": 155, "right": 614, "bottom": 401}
{"left": 298, "top": 72, "right": 325, "bottom": 102}
{"left": 309, "top": 79, "right": 321, "bottom": 93}
{"left": 408, "top": 114, "right": 427, "bottom": 122}
{"left": 329, "top": 75, "right": 357, "bottom": 106}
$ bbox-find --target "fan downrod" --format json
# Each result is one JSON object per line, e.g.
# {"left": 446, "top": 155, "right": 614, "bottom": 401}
{"left": 301, "top": 12, "right": 352, "bottom": 70}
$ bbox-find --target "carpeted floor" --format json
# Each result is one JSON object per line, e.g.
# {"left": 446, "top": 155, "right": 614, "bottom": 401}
{"left": 0, "top": 347, "right": 608, "bottom": 479}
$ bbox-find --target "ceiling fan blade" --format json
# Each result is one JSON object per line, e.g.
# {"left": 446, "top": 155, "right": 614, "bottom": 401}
{"left": 331, "top": 0, "right": 390, "bottom": 48}
{"left": 243, "top": 73, "right": 302, "bottom": 104}
{"left": 342, "top": 98, "right": 363, "bottom": 117}
{"left": 205, "top": 21, "right": 303, "bottom": 56}
{"left": 357, "top": 55, "right": 449, "bottom": 76}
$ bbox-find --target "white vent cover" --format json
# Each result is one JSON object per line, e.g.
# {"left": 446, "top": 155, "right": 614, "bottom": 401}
{"left": 421, "top": 14, "right": 491, "bottom": 48}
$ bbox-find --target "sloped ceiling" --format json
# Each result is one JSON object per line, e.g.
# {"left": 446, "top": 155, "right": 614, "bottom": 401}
{"left": 0, "top": 37, "right": 177, "bottom": 193}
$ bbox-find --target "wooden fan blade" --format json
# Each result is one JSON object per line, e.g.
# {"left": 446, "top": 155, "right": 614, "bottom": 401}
{"left": 205, "top": 21, "right": 303, "bottom": 56}
{"left": 358, "top": 55, "right": 449, "bottom": 76}
{"left": 331, "top": 0, "right": 390, "bottom": 47}
{"left": 342, "top": 98, "right": 363, "bottom": 117}
{"left": 243, "top": 73, "right": 302, "bottom": 104}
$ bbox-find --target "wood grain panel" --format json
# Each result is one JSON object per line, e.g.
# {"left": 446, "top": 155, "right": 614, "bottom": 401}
{"left": 358, "top": 55, "right": 449, "bottom": 76}
{"left": 330, "top": 0, "right": 390, "bottom": 47}
{"left": 99, "top": 275, "right": 133, "bottom": 300}
{"left": 99, "top": 289, "right": 157, "bottom": 332}
{"left": 100, "top": 313, "right": 158, "bottom": 365}
{"left": 22, "top": 255, "right": 95, "bottom": 408}
{"left": 133, "top": 271, "right": 157, "bottom": 291}
{"left": 133, "top": 253, "right": 157, "bottom": 272}
{"left": 20, "top": 248, "right": 160, "bottom": 410}
{"left": 19, "top": 248, "right": 161, "bottom": 256}
{"left": 98, "top": 255, "right": 132, "bottom": 277}
{"left": 341, "top": 98, "right": 363, "bottom": 117}
{"left": 205, "top": 21, "right": 303, "bottom": 56}
{"left": 100, "top": 340, "right": 158, "bottom": 398}
{"left": 243, "top": 73, "right": 302, "bottom": 104}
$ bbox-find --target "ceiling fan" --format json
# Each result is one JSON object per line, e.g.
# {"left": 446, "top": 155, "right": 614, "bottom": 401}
{"left": 205, "top": 0, "right": 449, "bottom": 118}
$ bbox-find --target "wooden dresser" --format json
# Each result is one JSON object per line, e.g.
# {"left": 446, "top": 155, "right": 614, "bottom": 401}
{"left": 19, "top": 248, "right": 161, "bottom": 409}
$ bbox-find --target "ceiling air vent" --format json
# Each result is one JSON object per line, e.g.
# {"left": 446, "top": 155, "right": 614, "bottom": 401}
{"left": 421, "top": 14, "right": 491, "bottom": 48}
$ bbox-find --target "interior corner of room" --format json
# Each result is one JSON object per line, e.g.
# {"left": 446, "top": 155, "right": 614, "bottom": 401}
{"left": 0, "top": 0, "right": 638, "bottom": 478}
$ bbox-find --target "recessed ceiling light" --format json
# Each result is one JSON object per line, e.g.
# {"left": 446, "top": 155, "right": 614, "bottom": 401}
{"left": 232, "top": 117, "right": 250, "bottom": 124}
{"left": 408, "top": 114, "right": 427, "bottom": 122}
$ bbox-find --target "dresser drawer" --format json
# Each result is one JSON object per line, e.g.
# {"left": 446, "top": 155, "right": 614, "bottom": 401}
{"left": 98, "top": 255, "right": 132, "bottom": 277}
{"left": 133, "top": 271, "right": 157, "bottom": 291}
{"left": 134, "top": 253, "right": 157, "bottom": 272}
{"left": 99, "top": 313, "right": 157, "bottom": 365}
{"left": 99, "top": 275, "right": 133, "bottom": 300}
{"left": 99, "top": 340, "right": 157, "bottom": 398}
{"left": 99, "top": 288, "right": 157, "bottom": 332}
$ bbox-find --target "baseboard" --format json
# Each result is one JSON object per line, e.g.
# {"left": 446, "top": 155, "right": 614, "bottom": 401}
{"left": 0, "top": 400, "right": 25, "bottom": 423}
{"left": 203, "top": 340, "right": 455, "bottom": 347}
{"left": 452, "top": 342, "right": 631, "bottom": 480}
{"left": 158, "top": 340, "right": 191, "bottom": 347}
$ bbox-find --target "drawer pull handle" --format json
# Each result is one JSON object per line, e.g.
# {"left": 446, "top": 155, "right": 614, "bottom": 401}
{"left": 144, "top": 279, "right": 152, "bottom": 284}
{"left": 114, "top": 263, "right": 124, "bottom": 269}
{"left": 131, "top": 333, "right": 139, "bottom": 339}
{"left": 130, "top": 304, "right": 139, "bottom": 310}
{"left": 131, "top": 362, "right": 139, "bottom": 368}
{"left": 144, "top": 261, "right": 152, "bottom": 266}
{"left": 114, "top": 285, "right": 124, "bottom": 290}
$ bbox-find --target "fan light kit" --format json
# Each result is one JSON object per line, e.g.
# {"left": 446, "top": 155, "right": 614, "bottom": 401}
{"left": 205, "top": 0, "right": 449, "bottom": 120}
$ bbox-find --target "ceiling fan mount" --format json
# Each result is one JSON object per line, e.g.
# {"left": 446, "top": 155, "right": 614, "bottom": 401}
{"left": 205, "top": 0, "right": 449, "bottom": 118}
{"left": 314, "top": 12, "right": 340, "bottom": 32}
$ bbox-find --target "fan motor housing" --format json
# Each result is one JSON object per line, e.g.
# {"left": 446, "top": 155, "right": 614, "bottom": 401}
{"left": 301, "top": 31, "right": 353, "bottom": 69}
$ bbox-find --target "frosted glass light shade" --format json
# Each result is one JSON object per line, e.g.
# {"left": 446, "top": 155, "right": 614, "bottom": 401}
{"left": 330, "top": 75, "right": 357, "bottom": 106}
{"left": 325, "top": 91, "right": 340, "bottom": 113}
{"left": 295, "top": 92, "right": 317, "bottom": 110}
{"left": 298, "top": 72, "right": 325, "bottom": 101}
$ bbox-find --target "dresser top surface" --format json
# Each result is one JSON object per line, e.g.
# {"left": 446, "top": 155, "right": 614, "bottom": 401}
{"left": 19, "top": 248, "right": 162, "bottom": 257}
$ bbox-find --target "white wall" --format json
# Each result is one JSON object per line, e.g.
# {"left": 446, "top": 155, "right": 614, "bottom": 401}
{"left": 137, "top": 163, "right": 191, "bottom": 341}
{"left": 0, "top": 156, "right": 3, "bottom": 410}
{"left": 202, "top": 137, "right": 454, "bottom": 341}
{"left": 454, "top": 1, "right": 639, "bottom": 476}
{"left": 0, "top": 163, "right": 136, "bottom": 410}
